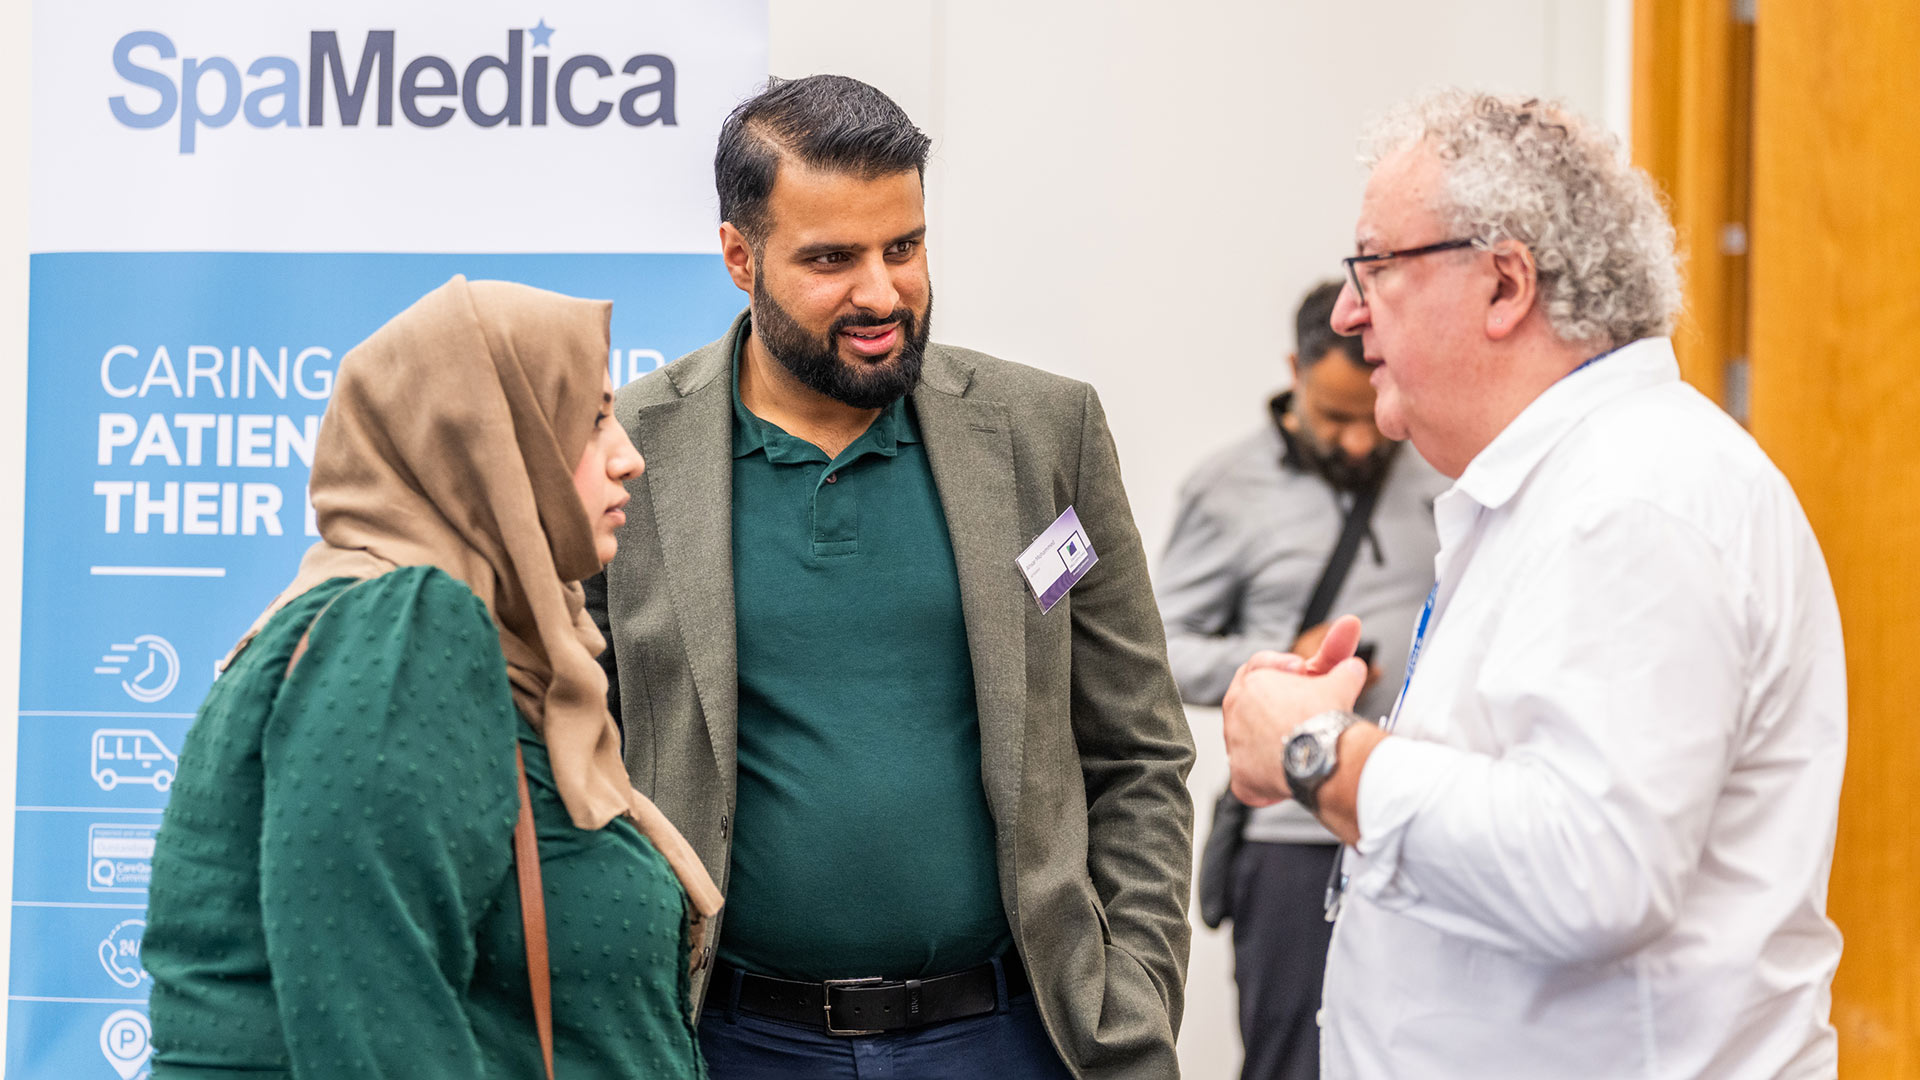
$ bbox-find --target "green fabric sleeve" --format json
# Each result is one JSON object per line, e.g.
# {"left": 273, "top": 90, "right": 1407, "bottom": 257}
{"left": 257, "top": 566, "right": 521, "bottom": 1079}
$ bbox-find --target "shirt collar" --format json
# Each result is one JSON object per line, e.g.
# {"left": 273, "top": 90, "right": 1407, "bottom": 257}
{"left": 729, "top": 321, "right": 920, "bottom": 464}
{"left": 1267, "top": 391, "right": 1309, "bottom": 473}
{"left": 1453, "top": 336, "right": 1680, "bottom": 511}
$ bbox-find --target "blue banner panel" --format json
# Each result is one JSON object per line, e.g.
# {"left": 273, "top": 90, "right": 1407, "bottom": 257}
{"left": 10, "top": 904, "right": 155, "bottom": 1001}
{"left": 10, "top": 1002, "right": 159, "bottom": 1080}
{"left": 21, "top": 252, "right": 743, "bottom": 716}
{"left": 10, "top": 251, "right": 745, "bottom": 1078}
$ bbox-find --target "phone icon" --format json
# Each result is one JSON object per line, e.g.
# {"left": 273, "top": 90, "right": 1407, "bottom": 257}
{"left": 99, "top": 918, "right": 148, "bottom": 989}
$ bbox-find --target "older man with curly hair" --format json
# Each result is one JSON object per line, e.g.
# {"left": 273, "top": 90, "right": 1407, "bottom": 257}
{"left": 1220, "top": 90, "right": 1846, "bottom": 1079}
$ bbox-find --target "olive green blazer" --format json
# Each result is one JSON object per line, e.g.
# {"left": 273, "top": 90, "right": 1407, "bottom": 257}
{"left": 587, "top": 313, "right": 1194, "bottom": 1079}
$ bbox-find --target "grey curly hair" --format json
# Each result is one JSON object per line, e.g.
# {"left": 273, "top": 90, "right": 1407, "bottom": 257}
{"left": 1362, "top": 90, "right": 1682, "bottom": 350}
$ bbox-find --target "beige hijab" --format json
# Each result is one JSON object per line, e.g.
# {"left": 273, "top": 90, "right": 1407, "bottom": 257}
{"left": 231, "top": 275, "right": 719, "bottom": 925}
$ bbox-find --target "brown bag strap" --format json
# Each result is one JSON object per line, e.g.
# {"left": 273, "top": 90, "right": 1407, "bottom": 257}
{"left": 514, "top": 745, "right": 556, "bottom": 1080}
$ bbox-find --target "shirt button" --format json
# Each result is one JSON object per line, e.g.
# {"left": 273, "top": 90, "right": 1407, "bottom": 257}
{"left": 825, "top": 474, "right": 837, "bottom": 484}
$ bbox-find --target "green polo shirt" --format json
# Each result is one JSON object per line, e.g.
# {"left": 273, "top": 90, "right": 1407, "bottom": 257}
{"left": 722, "top": 334, "right": 1011, "bottom": 981}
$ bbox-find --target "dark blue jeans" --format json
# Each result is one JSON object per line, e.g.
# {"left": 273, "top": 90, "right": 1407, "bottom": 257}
{"left": 699, "top": 960, "right": 1073, "bottom": 1080}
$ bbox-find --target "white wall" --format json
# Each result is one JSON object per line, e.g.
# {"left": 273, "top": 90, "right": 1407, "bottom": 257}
{"left": 0, "top": 0, "right": 32, "bottom": 1059}
{"left": 770, "top": 3, "right": 1611, "bottom": 1076}
{"left": 777, "top": 0, "right": 1611, "bottom": 562}
{"left": 0, "top": 1, "right": 1615, "bottom": 1073}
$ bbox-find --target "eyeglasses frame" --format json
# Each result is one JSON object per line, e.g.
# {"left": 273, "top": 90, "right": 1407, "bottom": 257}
{"left": 1341, "top": 238, "right": 1481, "bottom": 305}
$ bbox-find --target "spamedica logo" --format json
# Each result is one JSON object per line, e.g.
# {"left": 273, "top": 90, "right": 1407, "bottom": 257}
{"left": 109, "top": 20, "right": 678, "bottom": 153}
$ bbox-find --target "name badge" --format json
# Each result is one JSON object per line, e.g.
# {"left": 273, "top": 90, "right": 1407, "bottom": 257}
{"left": 1017, "top": 506, "right": 1098, "bottom": 613}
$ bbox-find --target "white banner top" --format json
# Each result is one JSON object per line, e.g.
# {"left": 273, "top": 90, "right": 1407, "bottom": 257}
{"left": 32, "top": 0, "right": 769, "bottom": 253}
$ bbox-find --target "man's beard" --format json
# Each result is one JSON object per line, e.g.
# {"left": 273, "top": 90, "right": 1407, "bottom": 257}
{"left": 751, "top": 276, "right": 932, "bottom": 410}
{"left": 1292, "top": 401, "right": 1395, "bottom": 492}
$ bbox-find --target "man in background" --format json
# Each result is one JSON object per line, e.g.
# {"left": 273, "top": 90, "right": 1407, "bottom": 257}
{"left": 1157, "top": 280, "right": 1443, "bottom": 1080}
{"left": 1221, "top": 90, "right": 1845, "bottom": 1078}
{"left": 588, "top": 75, "right": 1192, "bottom": 1079}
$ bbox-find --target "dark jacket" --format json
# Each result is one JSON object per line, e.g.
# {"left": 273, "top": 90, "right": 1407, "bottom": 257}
{"left": 587, "top": 313, "right": 1194, "bottom": 1079}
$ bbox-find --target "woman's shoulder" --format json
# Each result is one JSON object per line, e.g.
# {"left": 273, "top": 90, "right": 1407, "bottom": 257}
{"left": 333, "top": 564, "right": 490, "bottom": 624}
{"left": 304, "top": 565, "right": 502, "bottom": 663}
{"left": 265, "top": 566, "right": 520, "bottom": 819}
{"left": 248, "top": 565, "right": 491, "bottom": 652}
{"left": 275, "top": 565, "right": 514, "bottom": 735}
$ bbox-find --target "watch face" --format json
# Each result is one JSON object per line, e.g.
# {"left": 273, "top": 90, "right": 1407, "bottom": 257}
{"left": 1285, "top": 732, "right": 1327, "bottom": 777}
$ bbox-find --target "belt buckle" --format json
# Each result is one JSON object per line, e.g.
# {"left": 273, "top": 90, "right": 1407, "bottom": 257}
{"left": 823, "top": 976, "right": 886, "bottom": 1036}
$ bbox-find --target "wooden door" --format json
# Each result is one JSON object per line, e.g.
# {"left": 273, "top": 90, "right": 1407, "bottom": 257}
{"left": 1748, "top": 1, "right": 1920, "bottom": 1072}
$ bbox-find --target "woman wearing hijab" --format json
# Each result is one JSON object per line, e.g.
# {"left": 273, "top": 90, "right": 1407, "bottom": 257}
{"left": 142, "top": 276, "right": 721, "bottom": 1079}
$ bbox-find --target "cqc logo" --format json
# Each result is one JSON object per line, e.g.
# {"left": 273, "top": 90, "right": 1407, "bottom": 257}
{"left": 110, "top": 19, "right": 678, "bottom": 153}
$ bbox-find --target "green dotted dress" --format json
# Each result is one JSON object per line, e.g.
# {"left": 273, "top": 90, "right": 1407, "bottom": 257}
{"left": 143, "top": 566, "right": 704, "bottom": 1080}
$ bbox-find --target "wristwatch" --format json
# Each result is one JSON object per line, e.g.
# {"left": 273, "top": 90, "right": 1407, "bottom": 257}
{"left": 1284, "top": 709, "right": 1361, "bottom": 815}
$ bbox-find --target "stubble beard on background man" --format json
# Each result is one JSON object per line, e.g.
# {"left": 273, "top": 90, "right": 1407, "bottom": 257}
{"left": 752, "top": 274, "right": 933, "bottom": 410}
{"left": 1291, "top": 397, "right": 1396, "bottom": 492}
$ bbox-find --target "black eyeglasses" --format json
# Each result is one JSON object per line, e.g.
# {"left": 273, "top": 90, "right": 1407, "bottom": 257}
{"left": 1342, "top": 238, "right": 1479, "bottom": 304}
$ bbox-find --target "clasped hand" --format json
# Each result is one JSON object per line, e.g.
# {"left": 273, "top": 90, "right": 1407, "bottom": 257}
{"left": 1222, "top": 614, "right": 1370, "bottom": 807}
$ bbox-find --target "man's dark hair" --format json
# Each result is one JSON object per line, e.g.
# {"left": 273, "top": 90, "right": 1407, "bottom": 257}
{"left": 1295, "top": 279, "right": 1364, "bottom": 368}
{"left": 715, "top": 75, "right": 932, "bottom": 246}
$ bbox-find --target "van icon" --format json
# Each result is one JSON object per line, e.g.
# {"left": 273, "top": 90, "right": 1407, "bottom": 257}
{"left": 91, "top": 729, "right": 179, "bottom": 792}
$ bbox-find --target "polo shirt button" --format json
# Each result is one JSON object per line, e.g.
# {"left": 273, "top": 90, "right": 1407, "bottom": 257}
{"left": 826, "top": 474, "right": 837, "bottom": 484}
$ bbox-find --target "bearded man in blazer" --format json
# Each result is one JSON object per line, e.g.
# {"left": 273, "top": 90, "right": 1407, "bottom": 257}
{"left": 585, "top": 75, "right": 1193, "bottom": 1079}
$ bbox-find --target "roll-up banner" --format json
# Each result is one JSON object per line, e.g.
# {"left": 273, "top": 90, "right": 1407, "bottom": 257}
{"left": 11, "top": 4, "right": 767, "bottom": 1074}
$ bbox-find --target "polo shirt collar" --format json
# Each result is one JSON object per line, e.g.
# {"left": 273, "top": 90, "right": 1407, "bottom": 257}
{"left": 729, "top": 320, "right": 919, "bottom": 464}
{"left": 1453, "top": 336, "right": 1680, "bottom": 511}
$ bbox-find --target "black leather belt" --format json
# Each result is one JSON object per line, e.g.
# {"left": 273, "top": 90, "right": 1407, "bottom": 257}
{"left": 715, "top": 951, "right": 1031, "bottom": 1036}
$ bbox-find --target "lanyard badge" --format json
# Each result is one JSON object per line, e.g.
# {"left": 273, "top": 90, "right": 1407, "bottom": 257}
{"left": 1016, "top": 506, "right": 1098, "bottom": 613}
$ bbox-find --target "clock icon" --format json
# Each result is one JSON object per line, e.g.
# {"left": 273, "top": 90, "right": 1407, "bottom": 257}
{"left": 98, "top": 634, "right": 180, "bottom": 704}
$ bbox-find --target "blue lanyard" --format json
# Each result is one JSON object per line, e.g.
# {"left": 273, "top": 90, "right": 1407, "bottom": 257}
{"left": 1383, "top": 584, "right": 1436, "bottom": 732}
{"left": 1569, "top": 344, "right": 1616, "bottom": 378}
{"left": 1377, "top": 347, "right": 1612, "bottom": 731}
{"left": 1325, "top": 344, "right": 1620, "bottom": 921}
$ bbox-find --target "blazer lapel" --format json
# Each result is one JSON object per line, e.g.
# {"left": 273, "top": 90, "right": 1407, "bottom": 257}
{"left": 636, "top": 326, "right": 740, "bottom": 781}
{"left": 914, "top": 349, "right": 1026, "bottom": 835}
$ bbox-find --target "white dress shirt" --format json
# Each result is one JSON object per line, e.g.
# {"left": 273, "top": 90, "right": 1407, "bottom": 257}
{"left": 1321, "top": 337, "right": 1845, "bottom": 1080}
{"left": 1157, "top": 409, "right": 1446, "bottom": 843}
